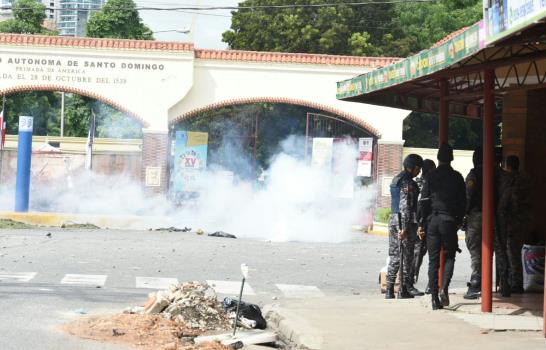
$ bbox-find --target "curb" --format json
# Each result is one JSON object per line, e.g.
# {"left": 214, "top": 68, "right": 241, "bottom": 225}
{"left": 0, "top": 211, "right": 177, "bottom": 230}
{"left": 263, "top": 304, "right": 323, "bottom": 350}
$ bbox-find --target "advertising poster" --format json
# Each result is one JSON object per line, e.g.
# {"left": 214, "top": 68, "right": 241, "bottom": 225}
{"left": 484, "top": 0, "right": 546, "bottom": 43}
{"left": 311, "top": 138, "right": 334, "bottom": 170}
{"left": 357, "top": 138, "right": 373, "bottom": 177}
{"left": 172, "top": 131, "right": 208, "bottom": 192}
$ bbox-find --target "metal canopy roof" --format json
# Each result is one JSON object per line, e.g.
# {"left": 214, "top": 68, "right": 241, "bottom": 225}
{"left": 337, "top": 20, "right": 546, "bottom": 118}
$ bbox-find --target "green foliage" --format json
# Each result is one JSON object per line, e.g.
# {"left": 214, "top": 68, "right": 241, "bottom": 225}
{"left": 403, "top": 112, "right": 490, "bottom": 150}
{"left": 4, "top": 92, "right": 60, "bottom": 136}
{"left": 223, "top": 0, "right": 391, "bottom": 55}
{"left": 384, "top": 0, "right": 483, "bottom": 56}
{"left": 374, "top": 207, "right": 391, "bottom": 224}
{"left": 86, "top": 0, "right": 153, "bottom": 40}
{"left": 0, "top": 0, "right": 57, "bottom": 35}
{"left": 3, "top": 92, "right": 141, "bottom": 138}
{"left": 223, "top": 0, "right": 482, "bottom": 56}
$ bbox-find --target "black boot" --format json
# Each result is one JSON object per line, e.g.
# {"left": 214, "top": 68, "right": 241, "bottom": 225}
{"left": 431, "top": 294, "right": 443, "bottom": 310}
{"left": 439, "top": 288, "right": 450, "bottom": 307}
{"left": 407, "top": 285, "right": 425, "bottom": 297}
{"left": 464, "top": 281, "right": 481, "bottom": 300}
{"left": 398, "top": 285, "right": 415, "bottom": 299}
{"left": 385, "top": 283, "right": 395, "bottom": 299}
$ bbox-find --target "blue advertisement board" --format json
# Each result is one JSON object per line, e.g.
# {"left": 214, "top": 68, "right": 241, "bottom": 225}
{"left": 172, "top": 131, "right": 208, "bottom": 192}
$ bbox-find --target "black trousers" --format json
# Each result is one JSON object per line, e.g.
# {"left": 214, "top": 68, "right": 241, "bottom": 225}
{"left": 427, "top": 214, "right": 458, "bottom": 295}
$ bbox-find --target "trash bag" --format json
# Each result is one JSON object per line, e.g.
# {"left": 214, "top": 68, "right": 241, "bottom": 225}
{"left": 208, "top": 231, "right": 237, "bottom": 239}
{"left": 522, "top": 245, "right": 545, "bottom": 292}
{"left": 222, "top": 297, "right": 266, "bottom": 329}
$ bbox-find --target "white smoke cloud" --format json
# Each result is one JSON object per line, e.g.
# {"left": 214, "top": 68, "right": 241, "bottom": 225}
{"left": 0, "top": 135, "right": 376, "bottom": 243}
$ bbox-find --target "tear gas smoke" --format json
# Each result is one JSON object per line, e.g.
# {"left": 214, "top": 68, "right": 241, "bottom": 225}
{"left": 0, "top": 135, "right": 375, "bottom": 243}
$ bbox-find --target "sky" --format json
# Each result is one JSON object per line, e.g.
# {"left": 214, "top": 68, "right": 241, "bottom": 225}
{"left": 136, "top": 0, "right": 240, "bottom": 49}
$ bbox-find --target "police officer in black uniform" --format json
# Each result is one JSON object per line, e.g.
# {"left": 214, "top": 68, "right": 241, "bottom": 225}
{"left": 419, "top": 144, "right": 466, "bottom": 310}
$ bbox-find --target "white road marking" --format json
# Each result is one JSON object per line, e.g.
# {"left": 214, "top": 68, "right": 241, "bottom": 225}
{"left": 61, "top": 274, "right": 107, "bottom": 286}
{"left": 206, "top": 280, "right": 255, "bottom": 296}
{"left": 136, "top": 277, "right": 179, "bottom": 289}
{"left": 275, "top": 284, "right": 325, "bottom": 298}
{"left": 0, "top": 272, "right": 37, "bottom": 283}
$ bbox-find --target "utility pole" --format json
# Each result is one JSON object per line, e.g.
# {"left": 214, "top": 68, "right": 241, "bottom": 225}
{"left": 60, "top": 91, "right": 65, "bottom": 137}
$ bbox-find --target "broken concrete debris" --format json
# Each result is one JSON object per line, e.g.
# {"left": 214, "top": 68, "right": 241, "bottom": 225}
{"left": 127, "top": 281, "right": 231, "bottom": 332}
{"left": 208, "top": 231, "right": 237, "bottom": 239}
{"left": 66, "top": 281, "right": 278, "bottom": 349}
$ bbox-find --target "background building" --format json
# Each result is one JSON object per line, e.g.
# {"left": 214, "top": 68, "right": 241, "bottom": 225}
{"left": 57, "top": 0, "right": 104, "bottom": 36}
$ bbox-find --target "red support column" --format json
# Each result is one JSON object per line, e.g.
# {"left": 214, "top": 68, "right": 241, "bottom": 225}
{"left": 481, "top": 69, "right": 495, "bottom": 313}
{"left": 438, "top": 79, "right": 448, "bottom": 289}
{"left": 439, "top": 79, "right": 449, "bottom": 145}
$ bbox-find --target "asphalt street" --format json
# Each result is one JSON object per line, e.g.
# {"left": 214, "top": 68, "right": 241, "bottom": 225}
{"left": 0, "top": 228, "right": 473, "bottom": 349}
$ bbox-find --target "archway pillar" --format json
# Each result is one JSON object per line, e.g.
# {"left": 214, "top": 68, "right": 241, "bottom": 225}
{"left": 141, "top": 129, "right": 170, "bottom": 195}
{"left": 376, "top": 139, "right": 404, "bottom": 208}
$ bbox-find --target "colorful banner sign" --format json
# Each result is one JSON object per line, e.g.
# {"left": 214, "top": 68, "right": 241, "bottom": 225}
{"left": 172, "top": 131, "right": 208, "bottom": 192}
{"left": 357, "top": 137, "right": 373, "bottom": 177}
{"left": 484, "top": 0, "right": 546, "bottom": 44}
{"left": 337, "top": 21, "right": 485, "bottom": 99}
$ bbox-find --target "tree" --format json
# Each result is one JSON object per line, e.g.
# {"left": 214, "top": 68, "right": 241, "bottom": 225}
{"left": 222, "top": 0, "right": 392, "bottom": 56}
{"left": 223, "top": 0, "right": 482, "bottom": 57}
{"left": 86, "top": 0, "right": 153, "bottom": 40}
{"left": 0, "top": 0, "right": 57, "bottom": 35}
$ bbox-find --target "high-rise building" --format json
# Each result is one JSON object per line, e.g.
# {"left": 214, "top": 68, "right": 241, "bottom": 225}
{"left": 57, "top": 0, "right": 104, "bottom": 37}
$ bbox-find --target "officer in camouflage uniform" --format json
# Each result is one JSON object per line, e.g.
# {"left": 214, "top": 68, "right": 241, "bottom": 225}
{"left": 494, "top": 148, "right": 511, "bottom": 297}
{"left": 464, "top": 147, "right": 483, "bottom": 299}
{"left": 498, "top": 155, "right": 530, "bottom": 293}
{"left": 386, "top": 154, "right": 423, "bottom": 299}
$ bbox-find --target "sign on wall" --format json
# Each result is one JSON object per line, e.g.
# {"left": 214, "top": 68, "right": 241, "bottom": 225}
{"left": 311, "top": 138, "right": 334, "bottom": 170}
{"left": 357, "top": 138, "right": 373, "bottom": 177}
{"left": 484, "top": 0, "right": 546, "bottom": 44}
{"left": 172, "top": 131, "right": 208, "bottom": 192}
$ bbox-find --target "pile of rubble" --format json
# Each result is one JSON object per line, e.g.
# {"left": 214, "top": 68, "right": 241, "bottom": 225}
{"left": 127, "top": 281, "right": 231, "bottom": 332}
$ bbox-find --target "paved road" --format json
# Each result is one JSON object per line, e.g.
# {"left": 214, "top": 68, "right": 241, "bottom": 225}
{"left": 0, "top": 228, "right": 473, "bottom": 349}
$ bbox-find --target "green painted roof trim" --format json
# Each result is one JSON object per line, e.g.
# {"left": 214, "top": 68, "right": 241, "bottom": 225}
{"left": 337, "top": 21, "right": 485, "bottom": 100}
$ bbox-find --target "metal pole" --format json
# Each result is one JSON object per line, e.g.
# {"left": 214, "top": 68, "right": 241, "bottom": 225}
{"left": 253, "top": 110, "right": 259, "bottom": 177}
{"left": 232, "top": 277, "right": 246, "bottom": 336}
{"left": 305, "top": 112, "right": 310, "bottom": 160}
{"left": 60, "top": 92, "right": 65, "bottom": 137}
{"left": 438, "top": 79, "right": 449, "bottom": 289}
{"left": 15, "top": 116, "right": 33, "bottom": 212}
{"left": 0, "top": 95, "right": 6, "bottom": 184}
{"left": 481, "top": 69, "right": 495, "bottom": 313}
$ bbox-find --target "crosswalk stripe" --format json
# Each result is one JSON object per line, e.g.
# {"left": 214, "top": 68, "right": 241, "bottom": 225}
{"left": 60, "top": 274, "right": 107, "bottom": 286}
{"left": 206, "top": 280, "right": 255, "bottom": 296}
{"left": 136, "top": 277, "right": 179, "bottom": 289}
{"left": 275, "top": 284, "right": 325, "bottom": 298}
{"left": 0, "top": 272, "right": 37, "bottom": 283}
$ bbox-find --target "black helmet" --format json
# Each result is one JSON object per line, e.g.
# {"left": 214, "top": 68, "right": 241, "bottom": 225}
{"left": 403, "top": 154, "right": 423, "bottom": 169}
{"left": 422, "top": 159, "right": 436, "bottom": 176}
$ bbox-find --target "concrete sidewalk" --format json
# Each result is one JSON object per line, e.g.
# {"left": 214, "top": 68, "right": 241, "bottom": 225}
{"left": 264, "top": 295, "right": 545, "bottom": 350}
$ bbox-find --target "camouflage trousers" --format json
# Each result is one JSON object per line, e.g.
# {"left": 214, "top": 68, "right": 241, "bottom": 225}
{"left": 465, "top": 210, "right": 482, "bottom": 284}
{"left": 387, "top": 222, "right": 417, "bottom": 287}
{"left": 500, "top": 219, "right": 524, "bottom": 290}
{"left": 494, "top": 216, "right": 510, "bottom": 289}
